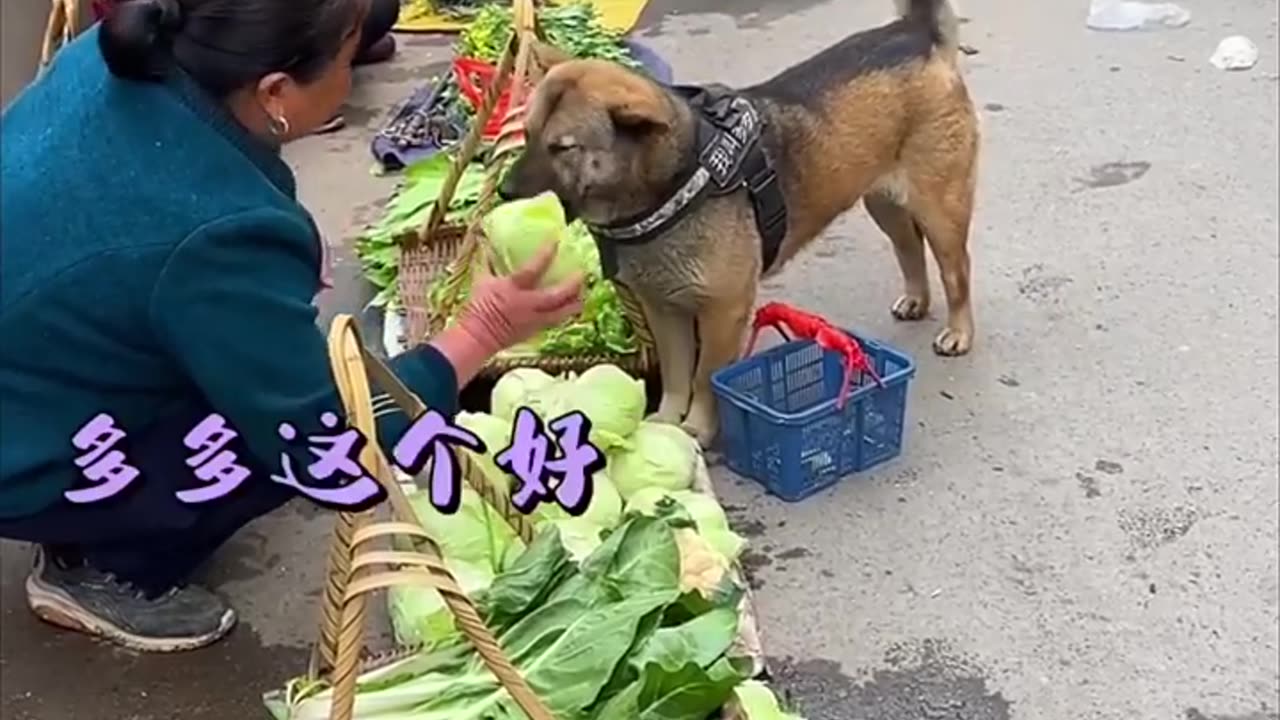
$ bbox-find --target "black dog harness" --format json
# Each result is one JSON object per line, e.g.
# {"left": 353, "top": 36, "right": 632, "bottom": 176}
{"left": 586, "top": 84, "right": 789, "bottom": 280}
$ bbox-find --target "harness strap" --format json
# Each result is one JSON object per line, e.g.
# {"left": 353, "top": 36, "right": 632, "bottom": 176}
{"left": 587, "top": 83, "right": 789, "bottom": 280}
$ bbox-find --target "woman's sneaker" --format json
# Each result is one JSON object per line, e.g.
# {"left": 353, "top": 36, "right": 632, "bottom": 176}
{"left": 24, "top": 546, "right": 236, "bottom": 652}
{"left": 312, "top": 114, "right": 347, "bottom": 135}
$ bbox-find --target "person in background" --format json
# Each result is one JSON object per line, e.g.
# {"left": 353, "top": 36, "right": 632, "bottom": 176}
{"left": 0, "top": 0, "right": 582, "bottom": 653}
{"left": 313, "top": 0, "right": 402, "bottom": 133}
{"left": 90, "top": 0, "right": 403, "bottom": 134}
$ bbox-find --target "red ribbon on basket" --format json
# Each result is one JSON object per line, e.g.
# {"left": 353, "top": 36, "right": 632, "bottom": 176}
{"left": 453, "top": 58, "right": 531, "bottom": 142}
{"left": 743, "top": 302, "right": 883, "bottom": 410}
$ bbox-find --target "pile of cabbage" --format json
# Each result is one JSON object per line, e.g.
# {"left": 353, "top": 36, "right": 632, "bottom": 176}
{"left": 384, "top": 364, "right": 749, "bottom": 648}
{"left": 261, "top": 364, "right": 807, "bottom": 718}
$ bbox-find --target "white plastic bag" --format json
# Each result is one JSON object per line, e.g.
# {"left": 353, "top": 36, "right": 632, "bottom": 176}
{"left": 1210, "top": 36, "right": 1259, "bottom": 71}
{"left": 1086, "top": 0, "right": 1190, "bottom": 30}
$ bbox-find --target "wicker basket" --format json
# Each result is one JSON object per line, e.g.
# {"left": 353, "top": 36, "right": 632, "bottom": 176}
{"left": 391, "top": 0, "right": 658, "bottom": 379}
{"left": 310, "top": 314, "right": 550, "bottom": 720}
{"left": 308, "top": 313, "right": 765, "bottom": 720}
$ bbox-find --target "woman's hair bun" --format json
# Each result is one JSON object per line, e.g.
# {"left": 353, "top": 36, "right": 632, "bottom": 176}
{"left": 99, "top": 0, "right": 184, "bottom": 81}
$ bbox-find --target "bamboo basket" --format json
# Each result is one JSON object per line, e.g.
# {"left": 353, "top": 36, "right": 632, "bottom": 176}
{"left": 393, "top": 0, "right": 658, "bottom": 379}
{"left": 309, "top": 313, "right": 550, "bottom": 720}
{"left": 309, "top": 313, "right": 766, "bottom": 720}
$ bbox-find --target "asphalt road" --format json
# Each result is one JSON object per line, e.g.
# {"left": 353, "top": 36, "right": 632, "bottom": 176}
{"left": 2, "top": 1, "right": 1278, "bottom": 719}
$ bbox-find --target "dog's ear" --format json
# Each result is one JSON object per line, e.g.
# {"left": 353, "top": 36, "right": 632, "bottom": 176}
{"left": 525, "top": 71, "right": 572, "bottom": 136}
{"left": 603, "top": 81, "right": 673, "bottom": 133}
{"left": 530, "top": 40, "right": 574, "bottom": 70}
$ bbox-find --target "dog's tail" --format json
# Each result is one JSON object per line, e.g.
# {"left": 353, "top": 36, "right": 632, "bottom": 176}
{"left": 894, "top": 0, "right": 960, "bottom": 56}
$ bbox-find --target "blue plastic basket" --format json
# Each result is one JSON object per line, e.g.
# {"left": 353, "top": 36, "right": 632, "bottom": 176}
{"left": 710, "top": 330, "right": 916, "bottom": 502}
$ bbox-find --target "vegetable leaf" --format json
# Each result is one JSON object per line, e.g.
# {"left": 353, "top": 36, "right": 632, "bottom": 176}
{"left": 628, "top": 606, "right": 741, "bottom": 674}
{"left": 558, "top": 516, "right": 682, "bottom": 605}
{"left": 479, "top": 524, "right": 574, "bottom": 627}
{"left": 593, "top": 658, "right": 748, "bottom": 720}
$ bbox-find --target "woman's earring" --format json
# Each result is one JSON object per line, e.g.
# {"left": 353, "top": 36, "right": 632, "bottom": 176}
{"left": 268, "top": 114, "right": 291, "bottom": 137}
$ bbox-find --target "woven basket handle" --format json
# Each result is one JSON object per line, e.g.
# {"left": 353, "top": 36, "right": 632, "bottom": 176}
{"left": 418, "top": 0, "right": 538, "bottom": 245}
{"left": 353, "top": 322, "right": 538, "bottom": 543}
{"left": 319, "top": 314, "right": 553, "bottom": 720}
{"left": 422, "top": 11, "right": 566, "bottom": 327}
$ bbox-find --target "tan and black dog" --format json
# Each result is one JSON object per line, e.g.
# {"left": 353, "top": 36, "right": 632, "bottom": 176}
{"left": 501, "top": 0, "right": 980, "bottom": 448}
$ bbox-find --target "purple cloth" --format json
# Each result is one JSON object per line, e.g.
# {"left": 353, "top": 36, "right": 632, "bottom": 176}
{"left": 370, "top": 80, "right": 457, "bottom": 171}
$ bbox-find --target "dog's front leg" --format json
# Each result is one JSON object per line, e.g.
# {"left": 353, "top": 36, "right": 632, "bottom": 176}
{"left": 638, "top": 294, "right": 697, "bottom": 425}
{"left": 683, "top": 290, "right": 755, "bottom": 449}
{"left": 40, "top": 0, "right": 67, "bottom": 66}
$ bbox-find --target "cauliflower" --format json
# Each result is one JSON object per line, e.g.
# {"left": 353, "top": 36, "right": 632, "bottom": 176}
{"left": 675, "top": 527, "right": 731, "bottom": 597}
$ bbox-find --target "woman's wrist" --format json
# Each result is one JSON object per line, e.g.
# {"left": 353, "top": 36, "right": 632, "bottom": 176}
{"left": 427, "top": 321, "right": 501, "bottom": 389}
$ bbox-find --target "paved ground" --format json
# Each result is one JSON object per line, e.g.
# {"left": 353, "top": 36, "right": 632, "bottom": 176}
{"left": 3, "top": 0, "right": 1279, "bottom": 718}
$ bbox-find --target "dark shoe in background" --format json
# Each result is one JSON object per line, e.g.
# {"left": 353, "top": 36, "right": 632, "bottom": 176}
{"left": 25, "top": 546, "right": 236, "bottom": 652}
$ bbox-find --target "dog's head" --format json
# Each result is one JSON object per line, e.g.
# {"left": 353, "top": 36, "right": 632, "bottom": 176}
{"left": 499, "top": 56, "right": 690, "bottom": 226}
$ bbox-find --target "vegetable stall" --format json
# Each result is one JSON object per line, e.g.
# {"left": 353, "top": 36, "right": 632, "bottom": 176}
{"left": 267, "top": 1, "right": 807, "bottom": 717}
{"left": 357, "top": 1, "right": 659, "bottom": 368}
{"left": 264, "top": 359, "right": 803, "bottom": 718}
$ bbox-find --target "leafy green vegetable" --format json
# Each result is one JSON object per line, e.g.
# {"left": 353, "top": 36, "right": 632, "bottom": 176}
{"left": 454, "top": 411, "right": 513, "bottom": 486}
{"left": 535, "top": 470, "right": 623, "bottom": 527}
{"left": 544, "top": 516, "right": 609, "bottom": 562}
{"left": 457, "top": 2, "right": 642, "bottom": 70}
{"left": 272, "top": 401, "right": 790, "bottom": 720}
{"left": 388, "top": 559, "right": 495, "bottom": 648}
{"left": 733, "top": 680, "right": 808, "bottom": 719}
{"left": 543, "top": 364, "right": 647, "bottom": 451}
{"left": 594, "top": 658, "right": 749, "bottom": 720}
{"left": 481, "top": 191, "right": 580, "bottom": 286}
{"left": 479, "top": 524, "right": 575, "bottom": 626}
{"left": 353, "top": 152, "right": 488, "bottom": 309}
{"left": 420, "top": 216, "right": 640, "bottom": 357}
{"left": 387, "top": 483, "right": 526, "bottom": 647}
{"left": 489, "top": 368, "right": 564, "bottom": 422}
{"left": 405, "top": 485, "right": 518, "bottom": 573}
{"left": 627, "top": 606, "right": 741, "bottom": 674}
{"left": 527, "top": 471, "right": 624, "bottom": 561}
{"left": 269, "top": 516, "right": 720, "bottom": 720}
{"left": 625, "top": 488, "right": 748, "bottom": 564}
{"left": 608, "top": 422, "right": 700, "bottom": 500}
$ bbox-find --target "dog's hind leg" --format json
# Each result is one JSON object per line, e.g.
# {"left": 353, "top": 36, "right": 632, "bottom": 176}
{"left": 683, "top": 288, "right": 756, "bottom": 449}
{"left": 866, "top": 191, "right": 931, "bottom": 322}
{"left": 639, "top": 294, "right": 698, "bottom": 426}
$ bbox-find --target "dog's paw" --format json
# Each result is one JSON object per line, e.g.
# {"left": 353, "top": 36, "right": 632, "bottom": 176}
{"left": 681, "top": 421, "right": 717, "bottom": 450}
{"left": 646, "top": 410, "right": 683, "bottom": 426}
{"left": 647, "top": 393, "right": 690, "bottom": 426}
{"left": 680, "top": 410, "right": 719, "bottom": 450}
{"left": 891, "top": 294, "right": 929, "bottom": 321}
{"left": 932, "top": 326, "right": 973, "bottom": 356}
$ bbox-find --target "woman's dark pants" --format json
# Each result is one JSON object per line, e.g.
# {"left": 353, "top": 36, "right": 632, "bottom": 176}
{"left": 0, "top": 402, "right": 296, "bottom": 596}
{"left": 359, "top": 0, "right": 401, "bottom": 57}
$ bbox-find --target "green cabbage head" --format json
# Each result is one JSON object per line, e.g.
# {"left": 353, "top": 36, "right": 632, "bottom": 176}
{"left": 481, "top": 191, "right": 578, "bottom": 286}
{"left": 608, "top": 421, "right": 699, "bottom": 500}
{"left": 388, "top": 559, "right": 494, "bottom": 648}
{"left": 491, "top": 368, "right": 564, "bottom": 421}
{"left": 546, "top": 364, "right": 646, "bottom": 451}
